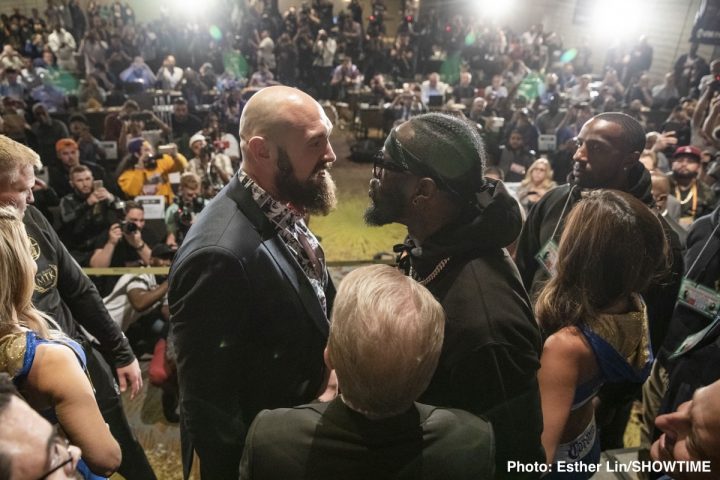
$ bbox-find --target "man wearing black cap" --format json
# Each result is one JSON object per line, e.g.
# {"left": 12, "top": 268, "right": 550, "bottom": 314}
{"left": 670, "top": 145, "right": 716, "bottom": 227}
{"left": 365, "top": 112, "right": 544, "bottom": 479}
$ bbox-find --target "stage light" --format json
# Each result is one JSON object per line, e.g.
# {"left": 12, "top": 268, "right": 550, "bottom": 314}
{"left": 170, "top": 0, "right": 202, "bottom": 17}
{"left": 475, "top": 0, "right": 515, "bottom": 22}
{"left": 591, "top": 0, "right": 645, "bottom": 41}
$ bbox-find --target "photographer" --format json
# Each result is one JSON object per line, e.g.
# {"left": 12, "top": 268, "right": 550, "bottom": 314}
{"left": 59, "top": 165, "right": 120, "bottom": 266}
{"left": 90, "top": 200, "right": 159, "bottom": 295}
{"left": 117, "top": 138, "right": 187, "bottom": 205}
{"left": 312, "top": 29, "right": 336, "bottom": 99}
{"left": 186, "top": 133, "right": 233, "bottom": 197}
{"left": 117, "top": 109, "right": 172, "bottom": 157}
{"left": 165, "top": 172, "right": 207, "bottom": 248}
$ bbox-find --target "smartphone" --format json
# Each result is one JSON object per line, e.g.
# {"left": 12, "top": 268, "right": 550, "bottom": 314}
{"left": 158, "top": 144, "right": 176, "bottom": 156}
{"left": 93, "top": 180, "right": 103, "bottom": 190}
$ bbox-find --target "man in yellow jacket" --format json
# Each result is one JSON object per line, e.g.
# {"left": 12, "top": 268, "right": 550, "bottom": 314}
{"left": 118, "top": 137, "right": 187, "bottom": 205}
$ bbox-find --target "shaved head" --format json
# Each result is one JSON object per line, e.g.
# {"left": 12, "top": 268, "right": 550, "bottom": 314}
{"left": 238, "top": 86, "right": 336, "bottom": 212}
{"left": 239, "top": 86, "right": 330, "bottom": 150}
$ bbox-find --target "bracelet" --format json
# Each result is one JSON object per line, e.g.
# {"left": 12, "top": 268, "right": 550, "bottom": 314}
{"left": 135, "top": 242, "right": 146, "bottom": 250}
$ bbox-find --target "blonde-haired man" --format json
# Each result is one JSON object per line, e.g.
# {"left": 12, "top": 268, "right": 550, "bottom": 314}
{"left": 239, "top": 265, "right": 495, "bottom": 480}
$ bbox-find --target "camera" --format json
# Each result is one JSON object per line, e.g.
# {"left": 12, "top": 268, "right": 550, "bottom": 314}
{"left": 174, "top": 197, "right": 205, "bottom": 245}
{"left": 129, "top": 111, "right": 152, "bottom": 123}
{"left": 142, "top": 154, "right": 161, "bottom": 170}
{"left": 120, "top": 221, "right": 138, "bottom": 234}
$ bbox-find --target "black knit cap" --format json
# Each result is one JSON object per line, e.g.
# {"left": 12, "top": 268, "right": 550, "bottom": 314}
{"left": 383, "top": 113, "right": 487, "bottom": 202}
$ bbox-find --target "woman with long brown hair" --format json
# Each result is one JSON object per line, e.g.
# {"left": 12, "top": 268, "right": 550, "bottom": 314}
{"left": 535, "top": 190, "right": 667, "bottom": 477}
{"left": 0, "top": 206, "right": 120, "bottom": 478}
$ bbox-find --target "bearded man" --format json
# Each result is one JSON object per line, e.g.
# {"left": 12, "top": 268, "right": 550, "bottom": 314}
{"left": 168, "top": 86, "right": 338, "bottom": 479}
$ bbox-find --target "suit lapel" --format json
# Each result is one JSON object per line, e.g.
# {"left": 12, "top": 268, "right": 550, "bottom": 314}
{"left": 224, "top": 175, "right": 330, "bottom": 338}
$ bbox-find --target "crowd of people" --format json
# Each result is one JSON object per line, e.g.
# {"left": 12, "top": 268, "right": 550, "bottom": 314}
{"left": 0, "top": 0, "right": 719, "bottom": 479}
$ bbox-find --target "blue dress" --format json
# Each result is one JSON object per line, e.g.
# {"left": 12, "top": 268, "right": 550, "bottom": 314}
{"left": 0, "top": 330, "right": 107, "bottom": 480}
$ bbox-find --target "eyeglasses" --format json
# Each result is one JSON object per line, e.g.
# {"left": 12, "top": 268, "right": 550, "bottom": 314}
{"left": 372, "top": 148, "right": 467, "bottom": 200}
{"left": 372, "top": 151, "right": 408, "bottom": 179}
{"left": 37, "top": 428, "right": 75, "bottom": 480}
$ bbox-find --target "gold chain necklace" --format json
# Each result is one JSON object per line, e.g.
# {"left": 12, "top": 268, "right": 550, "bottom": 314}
{"left": 410, "top": 257, "right": 451, "bottom": 286}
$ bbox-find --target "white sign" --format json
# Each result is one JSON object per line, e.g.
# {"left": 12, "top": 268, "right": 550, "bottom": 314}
{"left": 134, "top": 195, "right": 166, "bottom": 220}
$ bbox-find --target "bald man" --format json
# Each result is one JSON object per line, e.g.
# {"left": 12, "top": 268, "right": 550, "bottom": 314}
{"left": 168, "top": 86, "right": 338, "bottom": 478}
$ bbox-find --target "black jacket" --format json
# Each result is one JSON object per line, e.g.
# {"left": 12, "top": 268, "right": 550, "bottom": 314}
{"left": 398, "top": 180, "right": 544, "bottom": 479}
{"left": 240, "top": 398, "right": 495, "bottom": 480}
{"left": 659, "top": 206, "right": 720, "bottom": 365}
{"left": 168, "top": 174, "right": 334, "bottom": 479}
{"left": 23, "top": 205, "right": 135, "bottom": 367}
{"left": 515, "top": 165, "right": 684, "bottom": 355}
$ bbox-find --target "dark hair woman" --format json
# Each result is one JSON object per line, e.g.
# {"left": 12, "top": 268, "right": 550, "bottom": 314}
{"left": 535, "top": 190, "right": 667, "bottom": 478}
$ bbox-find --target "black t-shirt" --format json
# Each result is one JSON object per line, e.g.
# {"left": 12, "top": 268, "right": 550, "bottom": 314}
{"left": 93, "top": 227, "right": 159, "bottom": 295}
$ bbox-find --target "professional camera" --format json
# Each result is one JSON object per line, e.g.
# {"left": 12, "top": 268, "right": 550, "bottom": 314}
{"left": 199, "top": 137, "right": 229, "bottom": 159}
{"left": 173, "top": 197, "right": 205, "bottom": 245}
{"left": 120, "top": 221, "right": 138, "bottom": 234}
{"left": 143, "top": 153, "right": 162, "bottom": 170}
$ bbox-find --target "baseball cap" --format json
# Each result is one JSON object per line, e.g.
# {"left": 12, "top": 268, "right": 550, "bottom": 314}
{"left": 189, "top": 133, "right": 206, "bottom": 149}
{"left": 127, "top": 137, "right": 145, "bottom": 156}
{"left": 673, "top": 145, "right": 701, "bottom": 162}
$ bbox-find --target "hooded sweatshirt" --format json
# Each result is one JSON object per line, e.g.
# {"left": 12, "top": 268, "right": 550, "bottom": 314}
{"left": 398, "top": 180, "right": 545, "bottom": 480}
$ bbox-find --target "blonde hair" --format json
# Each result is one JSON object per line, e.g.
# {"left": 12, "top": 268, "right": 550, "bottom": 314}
{"left": 0, "top": 206, "right": 56, "bottom": 339}
{"left": 328, "top": 265, "right": 445, "bottom": 419}
{"left": 0, "top": 135, "right": 41, "bottom": 185}
{"left": 180, "top": 172, "right": 200, "bottom": 190}
{"left": 521, "top": 158, "right": 554, "bottom": 190}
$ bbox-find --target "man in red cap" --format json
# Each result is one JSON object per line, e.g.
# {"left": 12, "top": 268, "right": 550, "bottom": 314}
{"left": 670, "top": 145, "right": 717, "bottom": 226}
{"left": 49, "top": 137, "right": 113, "bottom": 198}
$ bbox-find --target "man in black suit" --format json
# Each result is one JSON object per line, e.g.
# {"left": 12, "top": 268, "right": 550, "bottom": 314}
{"left": 239, "top": 265, "right": 495, "bottom": 480}
{"left": 168, "top": 85, "right": 338, "bottom": 479}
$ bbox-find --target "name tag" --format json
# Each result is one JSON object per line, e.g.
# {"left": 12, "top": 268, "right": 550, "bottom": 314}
{"left": 677, "top": 278, "right": 720, "bottom": 319}
{"left": 535, "top": 239, "right": 559, "bottom": 277}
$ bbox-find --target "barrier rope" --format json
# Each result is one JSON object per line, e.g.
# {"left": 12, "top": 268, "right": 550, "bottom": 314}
{"left": 83, "top": 259, "right": 395, "bottom": 276}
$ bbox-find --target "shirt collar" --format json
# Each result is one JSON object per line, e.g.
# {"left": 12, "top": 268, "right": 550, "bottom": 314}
{"left": 239, "top": 171, "right": 304, "bottom": 230}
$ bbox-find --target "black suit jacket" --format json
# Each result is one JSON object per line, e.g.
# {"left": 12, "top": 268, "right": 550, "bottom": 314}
{"left": 240, "top": 398, "right": 495, "bottom": 480}
{"left": 168, "top": 174, "right": 334, "bottom": 479}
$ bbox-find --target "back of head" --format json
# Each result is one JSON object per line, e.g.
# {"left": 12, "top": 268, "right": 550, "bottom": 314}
{"left": 180, "top": 171, "right": 200, "bottom": 191}
{"left": 536, "top": 190, "right": 667, "bottom": 334}
{"left": 0, "top": 135, "right": 41, "bottom": 186}
{"left": 328, "top": 265, "right": 445, "bottom": 419}
{"left": 0, "top": 206, "right": 53, "bottom": 338}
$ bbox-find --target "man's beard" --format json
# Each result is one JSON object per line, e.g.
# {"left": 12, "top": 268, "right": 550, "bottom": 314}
{"left": 275, "top": 147, "right": 337, "bottom": 215}
{"left": 672, "top": 169, "right": 698, "bottom": 181}
{"left": 364, "top": 178, "right": 407, "bottom": 226}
